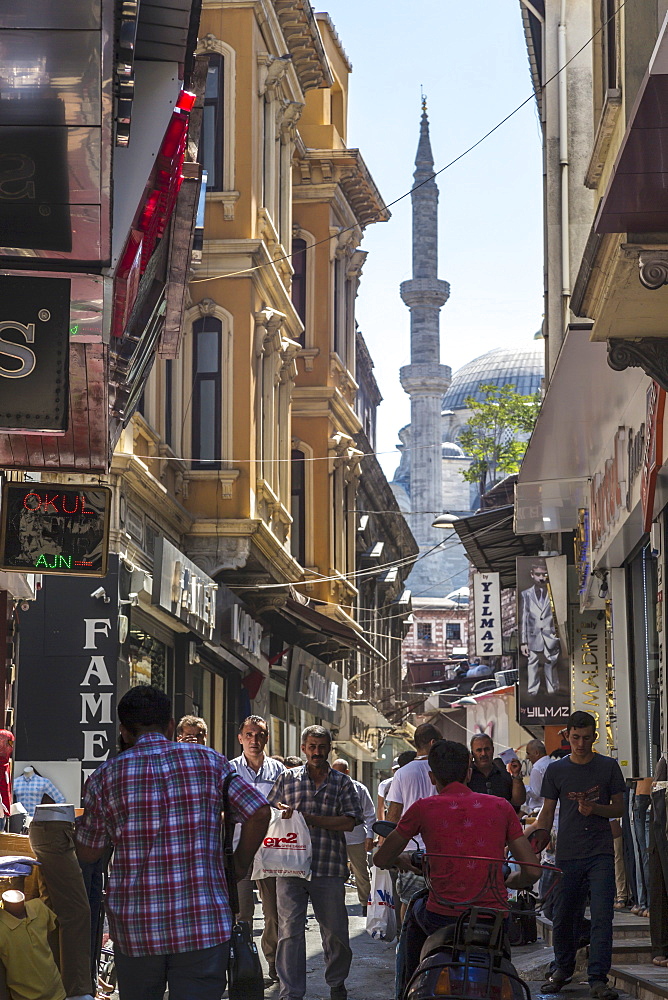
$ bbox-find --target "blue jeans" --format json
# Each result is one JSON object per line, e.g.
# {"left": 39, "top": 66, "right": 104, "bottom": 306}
{"left": 633, "top": 794, "right": 651, "bottom": 909}
{"left": 115, "top": 941, "right": 230, "bottom": 1000}
{"left": 552, "top": 855, "right": 615, "bottom": 984}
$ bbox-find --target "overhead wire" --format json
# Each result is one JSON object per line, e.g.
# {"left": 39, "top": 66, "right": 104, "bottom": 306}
{"left": 189, "top": 0, "right": 629, "bottom": 286}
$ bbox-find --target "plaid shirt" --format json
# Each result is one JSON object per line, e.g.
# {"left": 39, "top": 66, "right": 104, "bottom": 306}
{"left": 267, "top": 764, "right": 363, "bottom": 878}
{"left": 76, "top": 733, "right": 268, "bottom": 957}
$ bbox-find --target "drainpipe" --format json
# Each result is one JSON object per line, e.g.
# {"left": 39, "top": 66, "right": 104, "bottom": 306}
{"left": 558, "top": 0, "right": 570, "bottom": 329}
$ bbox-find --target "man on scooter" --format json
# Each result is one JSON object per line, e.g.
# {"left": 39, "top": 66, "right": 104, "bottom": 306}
{"left": 374, "top": 740, "right": 541, "bottom": 997}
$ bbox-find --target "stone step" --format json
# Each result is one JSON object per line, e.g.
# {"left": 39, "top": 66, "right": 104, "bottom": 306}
{"left": 612, "top": 940, "right": 655, "bottom": 964}
{"left": 610, "top": 964, "right": 668, "bottom": 1000}
{"left": 537, "top": 913, "right": 651, "bottom": 946}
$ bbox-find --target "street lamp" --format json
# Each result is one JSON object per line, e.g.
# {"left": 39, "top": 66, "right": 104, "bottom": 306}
{"left": 432, "top": 512, "right": 460, "bottom": 530}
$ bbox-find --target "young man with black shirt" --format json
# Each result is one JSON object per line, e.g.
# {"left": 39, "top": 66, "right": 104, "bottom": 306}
{"left": 532, "top": 711, "right": 625, "bottom": 1000}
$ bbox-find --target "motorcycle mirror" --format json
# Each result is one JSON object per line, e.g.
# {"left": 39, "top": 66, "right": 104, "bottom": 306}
{"left": 372, "top": 820, "right": 396, "bottom": 837}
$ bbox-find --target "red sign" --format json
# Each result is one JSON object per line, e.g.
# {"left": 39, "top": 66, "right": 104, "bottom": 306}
{"left": 641, "top": 382, "right": 666, "bottom": 532}
{"left": 112, "top": 90, "right": 195, "bottom": 338}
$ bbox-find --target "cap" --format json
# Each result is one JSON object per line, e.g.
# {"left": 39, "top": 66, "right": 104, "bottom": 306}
{"left": 391, "top": 757, "right": 400, "bottom": 770}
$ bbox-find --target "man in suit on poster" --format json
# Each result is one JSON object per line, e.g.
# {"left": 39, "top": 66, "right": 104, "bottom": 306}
{"left": 520, "top": 558, "right": 560, "bottom": 697}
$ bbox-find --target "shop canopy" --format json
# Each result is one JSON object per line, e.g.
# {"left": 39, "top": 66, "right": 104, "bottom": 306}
{"left": 261, "top": 596, "right": 386, "bottom": 665}
{"left": 451, "top": 505, "right": 543, "bottom": 589}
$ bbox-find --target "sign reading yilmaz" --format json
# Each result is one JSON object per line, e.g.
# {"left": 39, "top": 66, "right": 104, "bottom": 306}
{"left": 472, "top": 571, "right": 502, "bottom": 656}
{"left": 0, "top": 275, "right": 70, "bottom": 432}
{"left": 0, "top": 483, "right": 111, "bottom": 576}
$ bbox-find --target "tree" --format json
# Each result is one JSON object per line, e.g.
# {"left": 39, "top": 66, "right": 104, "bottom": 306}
{"left": 459, "top": 383, "right": 541, "bottom": 498}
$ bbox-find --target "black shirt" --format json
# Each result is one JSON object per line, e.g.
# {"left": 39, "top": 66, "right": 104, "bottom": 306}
{"left": 541, "top": 753, "right": 626, "bottom": 862}
{"left": 468, "top": 761, "right": 514, "bottom": 802}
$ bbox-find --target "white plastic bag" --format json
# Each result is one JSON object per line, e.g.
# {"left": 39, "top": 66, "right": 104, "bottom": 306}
{"left": 251, "top": 807, "right": 312, "bottom": 880}
{"left": 366, "top": 866, "right": 397, "bottom": 941}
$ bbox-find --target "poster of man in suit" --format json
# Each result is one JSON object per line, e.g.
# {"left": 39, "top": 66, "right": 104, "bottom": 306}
{"left": 517, "top": 556, "right": 570, "bottom": 725}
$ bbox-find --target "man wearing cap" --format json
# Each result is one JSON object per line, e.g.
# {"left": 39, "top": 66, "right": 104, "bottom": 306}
{"left": 0, "top": 730, "right": 13, "bottom": 829}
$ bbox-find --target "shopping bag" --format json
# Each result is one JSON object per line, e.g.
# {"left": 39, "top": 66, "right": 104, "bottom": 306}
{"left": 366, "top": 865, "right": 397, "bottom": 941}
{"left": 251, "top": 807, "right": 312, "bottom": 880}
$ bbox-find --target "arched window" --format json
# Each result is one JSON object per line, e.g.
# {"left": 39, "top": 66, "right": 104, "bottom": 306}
{"left": 291, "top": 239, "right": 307, "bottom": 344}
{"left": 201, "top": 54, "right": 224, "bottom": 192}
{"left": 290, "top": 449, "right": 306, "bottom": 566}
{"left": 192, "top": 316, "right": 221, "bottom": 467}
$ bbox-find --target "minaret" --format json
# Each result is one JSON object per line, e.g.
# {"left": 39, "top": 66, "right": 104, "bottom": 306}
{"left": 400, "top": 101, "right": 452, "bottom": 591}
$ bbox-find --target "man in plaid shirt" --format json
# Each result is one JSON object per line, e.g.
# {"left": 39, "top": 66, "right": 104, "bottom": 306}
{"left": 75, "top": 686, "right": 270, "bottom": 1000}
{"left": 268, "top": 725, "right": 363, "bottom": 1000}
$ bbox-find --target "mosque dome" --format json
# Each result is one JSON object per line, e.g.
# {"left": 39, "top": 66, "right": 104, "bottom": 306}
{"left": 442, "top": 345, "right": 544, "bottom": 411}
{"left": 442, "top": 441, "right": 465, "bottom": 458}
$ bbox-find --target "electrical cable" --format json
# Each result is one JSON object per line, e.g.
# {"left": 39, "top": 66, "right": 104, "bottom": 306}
{"left": 189, "top": 0, "right": 629, "bottom": 286}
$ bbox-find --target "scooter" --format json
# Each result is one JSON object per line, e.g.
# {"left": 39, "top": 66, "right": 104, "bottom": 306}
{"left": 373, "top": 820, "right": 558, "bottom": 1000}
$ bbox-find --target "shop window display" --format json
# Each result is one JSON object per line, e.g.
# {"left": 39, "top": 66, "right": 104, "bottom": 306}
{"left": 129, "top": 630, "right": 167, "bottom": 690}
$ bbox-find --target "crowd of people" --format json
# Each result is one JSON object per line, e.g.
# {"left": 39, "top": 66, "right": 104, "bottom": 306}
{"left": 0, "top": 689, "right": 651, "bottom": 1000}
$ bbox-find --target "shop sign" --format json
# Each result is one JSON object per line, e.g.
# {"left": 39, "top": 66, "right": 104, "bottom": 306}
{"left": 472, "top": 571, "right": 502, "bottom": 656}
{"left": 0, "top": 274, "right": 71, "bottom": 432}
{"left": 516, "top": 555, "right": 571, "bottom": 725}
{"left": 569, "top": 605, "right": 608, "bottom": 744}
{"left": 575, "top": 508, "right": 591, "bottom": 612}
{"left": 287, "top": 649, "right": 343, "bottom": 726}
{"left": 0, "top": 482, "right": 111, "bottom": 576}
{"left": 627, "top": 423, "right": 645, "bottom": 511}
{"left": 231, "top": 605, "right": 263, "bottom": 659}
{"left": 641, "top": 382, "right": 666, "bottom": 532}
{"left": 15, "top": 559, "right": 120, "bottom": 801}
{"left": 590, "top": 426, "right": 627, "bottom": 554}
{"left": 152, "top": 537, "right": 218, "bottom": 642}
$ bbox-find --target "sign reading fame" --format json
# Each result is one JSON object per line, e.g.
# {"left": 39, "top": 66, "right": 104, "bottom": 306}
{"left": 472, "top": 571, "right": 502, "bottom": 656}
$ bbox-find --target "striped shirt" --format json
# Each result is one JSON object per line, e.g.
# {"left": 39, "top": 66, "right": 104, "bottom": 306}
{"left": 76, "top": 733, "right": 268, "bottom": 956}
{"left": 268, "top": 764, "right": 363, "bottom": 878}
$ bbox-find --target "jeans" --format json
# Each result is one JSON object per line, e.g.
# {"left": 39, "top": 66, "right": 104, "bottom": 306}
{"left": 552, "top": 855, "right": 615, "bottom": 984}
{"left": 275, "top": 876, "right": 351, "bottom": 1000}
{"left": 115, "top": 941, "right": 230, "bottom": 1000}
{"left": 633, "top": 794, "right": 651, "bottom": 909}
{"left": 402, "top": 897, "right": 456, "bottom": 995}
{"left": 650, "top": 790, "right": 668, "bottom": 959}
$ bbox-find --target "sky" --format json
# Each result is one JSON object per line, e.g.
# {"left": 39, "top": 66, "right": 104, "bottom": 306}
{"left": 322, "top": 0, "right": 544, "bottom": 478}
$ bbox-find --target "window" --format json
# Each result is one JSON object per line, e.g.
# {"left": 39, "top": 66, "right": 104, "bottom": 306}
{"left": 291, "top": 239, "right": 307, "bottom": 343}
{"left": 446, "top": 622, "right": 462, "bottom": 641}
{"left": 192, "top": 316, "right": 221, "bottom": 467}
{"left": 164, "top": 359, "right": 173, "bottom": 448}
{"left": 431, "top": 668, "right": 442, "bottom": 679}
{"left": 290, "top": 449, "right": 306, "bottom": 566}
{"left": 602, "top": 0, "right": 618, "bottom": 91}
{"left": 201, "top": 54, "right": 224, "bottom": 192}
{"left": 417, "top": 622, "right": 433, "bottom": 642}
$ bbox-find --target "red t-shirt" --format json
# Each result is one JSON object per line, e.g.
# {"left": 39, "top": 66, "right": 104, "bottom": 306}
{"left": 0, "top": 760, "right": 11, "bottom": 817}
{"left": 395, "top": 782, "right": 524, "bottom": 916}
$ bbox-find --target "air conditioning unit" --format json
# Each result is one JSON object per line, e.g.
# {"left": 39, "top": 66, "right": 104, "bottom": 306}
{"left": 494, "top": 669, "right": 518, "bottom": 688}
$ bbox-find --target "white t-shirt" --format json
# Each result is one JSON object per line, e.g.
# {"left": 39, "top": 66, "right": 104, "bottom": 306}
{"left": 386, "top": 756, "right": 437, "bottom": 848}
{"left": 377, "top": 776, "right": 394, "bottom": 805}
{"left": 524, "top": 754, "right": 552, "bottom": 814}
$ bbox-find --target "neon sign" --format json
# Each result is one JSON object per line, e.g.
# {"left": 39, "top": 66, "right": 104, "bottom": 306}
{"left": 0, "top": 483, "right": 112, "bottom": 577}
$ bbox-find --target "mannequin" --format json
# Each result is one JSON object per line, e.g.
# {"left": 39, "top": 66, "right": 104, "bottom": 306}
{"left": 0, "top": 888, "right": 66, "bottom": 1000}
{"left": 13, "top": 767, "right": 66, "bottom": 819}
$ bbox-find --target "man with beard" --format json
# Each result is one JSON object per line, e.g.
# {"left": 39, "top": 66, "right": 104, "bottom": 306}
{"left": 268, "top": 726, "right": 363, "bottom": 1000}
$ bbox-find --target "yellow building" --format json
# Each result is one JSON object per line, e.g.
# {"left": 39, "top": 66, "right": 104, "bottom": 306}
{"left": 108, "top": 0, "right": 402, "bottom": 757}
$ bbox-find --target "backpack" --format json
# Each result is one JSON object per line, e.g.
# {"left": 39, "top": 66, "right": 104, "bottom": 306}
{"left": 507, "top": 890, "right": 538, "bottom": 946}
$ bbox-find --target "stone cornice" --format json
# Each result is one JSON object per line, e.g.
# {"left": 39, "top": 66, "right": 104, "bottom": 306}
{"left": 292, "top": 385, "right": 362, "bottom": 435}
{"left": 314, "top": 12, "right": 352, "bottom": 71}
{"left": 111, "top": 454, "right": 193, "bottom": 537}
{"left": 399, "top": 363, "right": 452, "bottom": 396}
{"left": 273, "top": 0, "right": 334, "bottom": 92}
{"left": 295, "top": 148, "right": 389, "bottom": 229}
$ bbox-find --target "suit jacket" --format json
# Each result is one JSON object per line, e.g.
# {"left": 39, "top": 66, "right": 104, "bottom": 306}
{"left": 520, "top": 585, "right": 560, "bottom": 654}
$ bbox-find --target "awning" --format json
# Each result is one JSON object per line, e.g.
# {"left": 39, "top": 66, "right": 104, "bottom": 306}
{"left": 596, "top": 13, "right": 668, "bottom": 233}
{"left": 260, "top": 597, "right": 386, "bottom": 664}
{"left": 451, "top": 506, "right": 542, "bottom": 589}
{"left": 348, "top": 700, "right": 393, "bottom": 730}
{"left": 516, "top": 328, "right": 649, "bottom": 534}
{"left": 451, "top": 685, "right": 514, "bottom": 708}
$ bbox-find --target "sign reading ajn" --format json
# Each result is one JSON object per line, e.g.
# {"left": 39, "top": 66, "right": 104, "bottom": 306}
{"left": 0, "top": 482, "right": 111, "bottom": 577}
